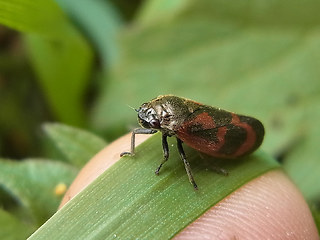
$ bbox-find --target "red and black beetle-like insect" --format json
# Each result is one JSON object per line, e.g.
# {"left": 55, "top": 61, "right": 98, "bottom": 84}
{"left": 120, "top": 95, "right": 265, "bottom": 189}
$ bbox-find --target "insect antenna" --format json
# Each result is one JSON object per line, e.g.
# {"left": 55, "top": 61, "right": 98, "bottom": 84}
{"left": 126, "top": 104, "right": 139, "bottom": 112}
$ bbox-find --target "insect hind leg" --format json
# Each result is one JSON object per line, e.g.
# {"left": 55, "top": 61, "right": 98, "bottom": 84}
{"left": 198, "top": 152, "right": 229, "bottom": 176}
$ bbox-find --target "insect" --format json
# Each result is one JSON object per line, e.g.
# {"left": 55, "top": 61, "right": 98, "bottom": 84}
{"left": 120, "top": 95, "right": 265, "bottom": 189}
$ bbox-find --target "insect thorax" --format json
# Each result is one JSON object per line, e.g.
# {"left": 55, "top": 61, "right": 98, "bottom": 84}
{"left": 144, "top": 96, "right": 195, "bottom": 136}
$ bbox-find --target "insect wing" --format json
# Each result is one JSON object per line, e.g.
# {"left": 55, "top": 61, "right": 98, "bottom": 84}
{"left": 176, "top": 106, "right": 264, "bottom": 158}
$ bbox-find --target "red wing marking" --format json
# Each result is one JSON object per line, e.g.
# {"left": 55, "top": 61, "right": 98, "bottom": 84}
{"left": 176, "top": 112, "right": 229, "bottom": 157}
{"left": 231, "top": 113, "right": 256, "bottom": 157}
{"left": 190, "top": 112, "right": 216, "bottom": 129}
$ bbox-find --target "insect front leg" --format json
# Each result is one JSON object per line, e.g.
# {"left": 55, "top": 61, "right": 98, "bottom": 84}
{"left": 120, "top": 128, "right": 158, "bottom": 157}
{"left": 155, "top": 134, "right": 169, "bottom": 175}
{"left": 176, "top": 138, "right": 198, "bottom": 190}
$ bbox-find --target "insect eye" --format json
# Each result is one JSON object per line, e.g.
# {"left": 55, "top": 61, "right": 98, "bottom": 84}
{"left": 138, "top": 119, "right": 150, "bottom": 129}
{"left": 146, "top": 109, "right": 153, "bottom": 115}
{"left": 150, "top": 119, "right": 160, "bottom": 129}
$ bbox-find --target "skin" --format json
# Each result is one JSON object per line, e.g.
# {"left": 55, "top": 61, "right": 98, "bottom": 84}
{"left": 59, "top": 133, "right": 319, "bottom": 239}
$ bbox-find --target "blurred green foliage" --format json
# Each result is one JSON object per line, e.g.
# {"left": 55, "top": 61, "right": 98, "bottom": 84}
{"left": 0, "top": 124, "right": 106, "bottom": 239}
{"left": 43, "top": 123, "right": 107, "bottom": 168}
{"left": 0, "top": 0, "right": 320, "bottom": 238}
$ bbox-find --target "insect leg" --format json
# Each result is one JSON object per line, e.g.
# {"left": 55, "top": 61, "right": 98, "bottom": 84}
{"left": 198, "top": 153, "right": 228, "bottom": 176}
{"left": 176, "top": 138, "right": 198, "bottom": 190}
{"left": 120, "top": 128, "right": 157, "bottom": 157}
{"left": 155, "top": 134, "right": 169, "bottom": 175}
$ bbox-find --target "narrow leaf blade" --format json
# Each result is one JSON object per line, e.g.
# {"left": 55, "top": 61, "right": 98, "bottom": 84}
{"left": 29, "top": 134, "right": 279, "bottom": 239}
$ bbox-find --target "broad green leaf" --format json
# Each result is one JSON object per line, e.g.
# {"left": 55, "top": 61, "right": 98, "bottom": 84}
{"left": 91, "top": 0, "right": 320, "bottom": 203}
{"left": 0, "top": 159, "right": 77, "bottom": 226}
{"left": 0, "top": 0, "right": 93, "bottom": 126}
{"left": 29, "top": 134, "right": 279, "bottom": 239}
{"left": 0, "top": 208, "right": 35, "bottom": 240}
{"left": 281, "top": 102, "right": 320, "bottom": 200}
{"left": 43, "top": 123, "right": 107, "bottom": 168}
{"left": 0, "top": 0, "right": 67, "bottom": 35}
{"left": 137, "top": 0, "right": 191, "bottom": 25}
{"left": 55, "top": 0, "right": 122, "bottom": 69}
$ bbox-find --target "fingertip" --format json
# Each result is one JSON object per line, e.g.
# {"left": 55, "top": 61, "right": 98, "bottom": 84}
{"left": 175, "top": 170, "right": 319, "bottom": 240}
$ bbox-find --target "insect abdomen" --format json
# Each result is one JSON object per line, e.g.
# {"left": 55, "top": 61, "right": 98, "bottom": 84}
{"left": 176, "top": 110, "right": 264, "bottom": 159}
{"left": 226, "top": 114, "right": 264, "bottom": 157}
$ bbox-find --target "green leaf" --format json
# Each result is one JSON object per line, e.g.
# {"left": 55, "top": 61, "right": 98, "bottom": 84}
{"left": 91, "top": 0, "right": 320, "bottom": 204}
{"left": 29, "top": 134, "right": 279, "bottom": 239}
{"left": 0, "top": 208, "right": 35, "bottom": 240}
{"left": 282, "top": 106, "right": 320, "bottom": 201}
{"left": 43, "top": 123, "right": 107, "bottom": 168}
{"left": 136, "top": 0, "right": 191, "bottom": 25}
{"left": 0, "top": 159, "right": 78, "bottom": 226}
{"left": 0, "top": 0, "right": 93, "bottom": 126}
{"left": 55, "top": 0, "right": 123, "bottom": 69}
{"left": 310, "top": 201, "right": 320, "bottom": 230}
